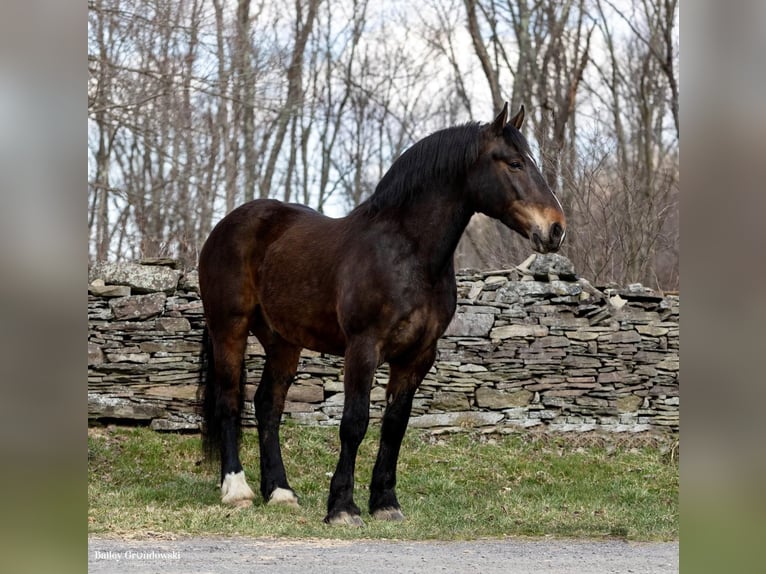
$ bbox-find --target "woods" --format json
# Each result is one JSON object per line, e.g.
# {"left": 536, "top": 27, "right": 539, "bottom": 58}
{"left": 88, "top": 0, "right": 678, "bottom": 289}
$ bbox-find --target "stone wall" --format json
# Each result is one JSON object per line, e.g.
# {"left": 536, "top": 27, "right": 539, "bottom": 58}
{"left": 88, "top": 256, "right": 679, "bottom": 433}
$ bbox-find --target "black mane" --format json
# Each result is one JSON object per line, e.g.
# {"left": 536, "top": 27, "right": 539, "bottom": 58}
{"left": 358, "top": 122, "right": 483, "bottom": 215}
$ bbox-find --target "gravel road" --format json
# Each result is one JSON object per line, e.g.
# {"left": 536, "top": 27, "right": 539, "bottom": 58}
{"left": 89, "top": 536, "right": 678, "bottom": 573}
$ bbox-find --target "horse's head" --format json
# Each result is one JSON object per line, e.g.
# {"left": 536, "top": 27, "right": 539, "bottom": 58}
{"left": 469, "top": 103, "right": 566, "bottom": 254}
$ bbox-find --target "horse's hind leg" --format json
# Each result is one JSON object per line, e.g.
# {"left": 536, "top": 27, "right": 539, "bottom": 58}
{"left": 369, "top": 345, "right": 437, "bottom": 521}
{"left": 252, "top": 321, "right": 302, "bottom": 507}
{"left": 208, "top": 318, "right": 257, "bottom": 507}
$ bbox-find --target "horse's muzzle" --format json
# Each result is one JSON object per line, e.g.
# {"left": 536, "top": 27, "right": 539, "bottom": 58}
{"left": 531, "top": 221, "right": 566, "bottom": 254}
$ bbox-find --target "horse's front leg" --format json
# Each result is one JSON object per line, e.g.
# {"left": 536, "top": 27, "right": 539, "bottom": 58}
{"left": 369, "top": 345, "right": 436, "bottom": 521}
{"left": 324, "top": 340, "right": 379, "bottom": 527}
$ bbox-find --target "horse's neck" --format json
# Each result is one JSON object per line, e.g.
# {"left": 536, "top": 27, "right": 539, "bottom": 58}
{"left": 392, "top": 189, "right": 473, "bottom": 280}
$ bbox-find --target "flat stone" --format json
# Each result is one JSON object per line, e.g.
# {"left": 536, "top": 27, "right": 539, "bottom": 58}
{"left": 90, "top": 262, "right": 181, "bottom": 293}
{"left": 89, "top": 283, "right": 131, "bottom": 297}
{"left": 301, "top": 365, "right": 340, "bottom": 376}
{"left": 325, "top": 392, "right": 345, "bottom": 405}
{"left": 324, "top": 381, "right": 345, "bottom": 392}
{"left": 531, "top": 336, "right": 570, "bottom": 348}
{"left": 656, "top": 357, "right": 679, "bottom": 371}
{"left": 139, "top": 341, "right": 202, "bottom": 353}
{"left": 179, "top": 270, "right": 200, "bottom": 293}
{"left": 88, "top": 394, "right": 164, "bottom": 420}
{"left": 527, "top": 254, "right": 576, "bottom": 279}
{"left": 540, "top": 315, "right": 589, "bottom": 328}
{"left": 475, "top": 387, "right": 533, "bottom": 409}
{"left": 283, "top": 401, "right": 315, "bottom": 413}
{"left": 615, "top": 394, "right": 643, "bottom": 412}
{"left": 566, "top": 376, "right": 596, "bottom": 385}
{"left": 634, "top": 365, "right": 658, "bottom": 377}
{"left": 150, "top": 418, "right": 198, "bottom": 431}
{"left": 148, "top": 372, "right": 198, "bottom": 382}
{"left": 565, "top": 330, "right": 600, "bottom": 341}
{"left": 444, "top": 313, "right": 495, "bottom": 337}
{"left": 431, "top": 391, "right": 470, "bottom": 411}
{"left": 562, "top": 355, "right": 602, "bottom": 369}
{"left": 458, "top": 363, "right": 488, "bottom": 373}
{"left": 636, "top": 324, "right": 670, "bottom": 337}
{"left": 598, "top": 371, "right": 624, "bottom": 384}
{"left": 106, "top": 352, "right": 151, "bottom": 363}
{"left": 634, "top": 350, "right": 669, "bottom": 364}
{"left": 370, "top": 386, "right": 387, "bottom": 402}
{"left": 287, "top": 384, "right": 324, "bottom": 403}
{"left": 543, "top": 389, "right": 588, "bottom": 398}
{"left": 409, "top": 411, "right": 504, "bottom": 428}
{"left": 484, "top": 276, "right": 507, "bottom": 287}
{"left": 467, "top": 281, "right": 484, "bottom": 300}
{"left": 88, "top": 342, "right": 104, "bottom": 365}
{"left": 490, "top": 324, "right": 548, "bottom": 339}
{"left": 157, "top": 317, "right": 191, "bottom": 332}
{"left": 144, "top": 384, "right": 198, "bottom": 400}
{"left": 575, "top": 396, "right": 609, "bottom": 408}
{"left": 541, "top": 395, "right": 574, "bottom": 407}
{"left": 616, "top": 288, "right": 665, "bottom": 303}
{"left": 109, "top": 293, "right": 167, "bottom": 321}
{"left": 609, "top": 330, "right": 641, "bottom": 344}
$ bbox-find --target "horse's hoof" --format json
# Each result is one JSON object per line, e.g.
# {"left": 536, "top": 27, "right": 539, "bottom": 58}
{"left": 221, "top": 471, "right": 256, "bottom": 507}
{"left": 268, "top": 487, "right": 300, "bottom": 508}
{"left": 325, "top": 511, "right": 365, "bottom": 527}
{"left": 372, "top": 507, "right": 405, "bottom": 521}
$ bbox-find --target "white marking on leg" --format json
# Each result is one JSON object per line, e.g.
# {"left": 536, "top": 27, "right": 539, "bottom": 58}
{"left": 268, "top": 487, "right": 299, "bottom": 508}
{"left": 221, "top": 470, "right": 256, "bottom": 507}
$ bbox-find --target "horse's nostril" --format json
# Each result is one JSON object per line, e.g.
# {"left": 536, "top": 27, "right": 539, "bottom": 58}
{"left": 550, "top": 222, "right": 563, "bottom": 244}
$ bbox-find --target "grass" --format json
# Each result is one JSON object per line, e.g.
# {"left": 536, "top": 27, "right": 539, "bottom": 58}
{"left": 88, "top": 423, "right": 677, "bottom": 541}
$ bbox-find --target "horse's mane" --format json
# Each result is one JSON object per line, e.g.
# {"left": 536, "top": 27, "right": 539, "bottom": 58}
{"left": 356, "top": 122, "right": 484, "bottom": 215}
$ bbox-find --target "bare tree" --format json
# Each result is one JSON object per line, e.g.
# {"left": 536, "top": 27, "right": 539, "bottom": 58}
{"left": 87, "top": 0, "right": 678, "bottom": 288}
{"left": 259, "top": 0, "right": 321, "bottom": 199}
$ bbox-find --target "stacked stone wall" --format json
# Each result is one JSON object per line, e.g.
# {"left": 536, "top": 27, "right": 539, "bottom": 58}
{"left": 88, "top": 257, "right": 678, "bottom": 433}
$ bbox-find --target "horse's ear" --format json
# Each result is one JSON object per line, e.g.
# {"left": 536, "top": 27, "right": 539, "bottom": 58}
{"left": 492, "top": 102, "right": 509, "bottom": 135}
{"left": 509, "top": 104, "right": 525, "bottom": 129}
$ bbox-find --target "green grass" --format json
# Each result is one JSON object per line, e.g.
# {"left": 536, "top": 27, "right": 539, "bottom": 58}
{"left": 88, "top": 424, "right": 677, "bottom": 541}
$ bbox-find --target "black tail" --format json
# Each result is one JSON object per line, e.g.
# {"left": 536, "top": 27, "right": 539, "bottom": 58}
{"left": 198, "top": 327, "right": 247, "bottom": 463}
{"left": 198, "top": 326, "right": 218, "bottom": 462}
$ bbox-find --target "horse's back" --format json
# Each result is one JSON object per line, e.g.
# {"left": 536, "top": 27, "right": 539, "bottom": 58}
{"left": 199, "top": 199, "right": 328, "bottom": 326}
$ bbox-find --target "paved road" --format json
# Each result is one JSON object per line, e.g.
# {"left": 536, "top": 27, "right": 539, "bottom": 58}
{"left": 89, "top": 536, "right": 678, "bottom": 573}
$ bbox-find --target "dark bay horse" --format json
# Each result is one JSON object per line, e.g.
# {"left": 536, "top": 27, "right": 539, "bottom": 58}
{"left": 198, "top": 104, "right": 566, "bottom": 526}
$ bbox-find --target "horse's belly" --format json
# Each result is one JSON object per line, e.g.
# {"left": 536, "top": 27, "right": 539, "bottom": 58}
{"left": 259, "top": 269, "right": 346, "bottom": 355}
{"left": 263, "top": 304, "right": 346, "bottom": 355}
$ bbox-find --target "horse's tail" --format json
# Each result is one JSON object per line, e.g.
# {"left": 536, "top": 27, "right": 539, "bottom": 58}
{"left": 198, "top": 326, "right": 218, "bottom": 462}
{"left": 198, "top": 326, "right": 247, "bottom": 463}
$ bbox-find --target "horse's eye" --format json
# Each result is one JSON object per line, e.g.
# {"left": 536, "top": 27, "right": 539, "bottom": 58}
{"left": 509, "top": 161, "right": 523, "bottom": 170}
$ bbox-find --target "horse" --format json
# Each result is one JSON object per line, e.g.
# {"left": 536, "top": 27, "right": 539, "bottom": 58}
{"left": 197, "top": 103, "right": 566, "bottom": 526}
